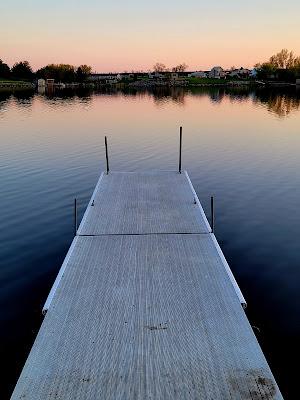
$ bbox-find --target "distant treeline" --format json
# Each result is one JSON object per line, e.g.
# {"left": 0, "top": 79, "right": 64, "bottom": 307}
{"left": 255, "top": 49, "right": 300, "bottom": 81}
{"left": 0, "top": 60, "right": 33, "bottom": 81}
{"left": 36, "top": 64, "right": 92, "bottom": 82}
{"left": 0, "top": 59, "right": 92, "bottom": 82}
{"left": 1, "top": 49, "right": 300, "bottom": 83}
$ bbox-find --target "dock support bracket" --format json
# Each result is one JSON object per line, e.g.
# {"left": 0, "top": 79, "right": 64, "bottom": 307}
{"left": 179, "top": 126, "right": 182, "bottom": 173}
{"left": 105, "top": 136, "right": 109, "bottom": 175}
{"left": 211, "top": 196, "right": 214, "bottom": 233}
{"left": 74, "top": 198, "right": 78, "bottom": 237}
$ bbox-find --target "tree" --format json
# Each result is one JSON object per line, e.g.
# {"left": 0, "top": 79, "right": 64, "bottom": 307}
{"left": 36, "top": 64, "right": 76, "bottom": 82}
{"left": 78, "top": 65, "right": 92, "bottom": 75}
{"left": 37, "top": 63, "right": 91, "bottom": 82}
{"left": 291, "top": 62, "right": 300, "bottom": 78}
{"left": 0, "top": 59, "right": 10, "bottom": 78}
{"left": 172, "top": 63, "right": 188, "bottom": 72}
{"left": 255, "top": 49, "right": 300, "bottom": 81}
{"left": 57, "top": 64, "right": 76, "bottom": 82}
{"left": 268, "top": 49, "right": 298, "bottom": 69}
{"left": 11, "top": 61, "right": 33, "bottom": 80}
{"left": 76, "top": 65, "right": 92, "bottom": 82}
{"left": 153, "top": 62, "right": 167, "bottom": 72}
{"left": 254, "top": 63, "right": 276, "bottom": 80}
{"left": 77, "top": 67, "right": 84, "bottom": 82}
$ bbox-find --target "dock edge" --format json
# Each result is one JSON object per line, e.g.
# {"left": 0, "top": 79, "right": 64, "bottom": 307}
{"left": 184, "top": 171, "right": 247, "bottom": 308}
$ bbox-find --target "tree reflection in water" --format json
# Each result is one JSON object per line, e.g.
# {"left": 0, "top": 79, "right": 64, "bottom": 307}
{"left": 151, "top": 86, "right": 300, "bottom": 117}
{"left": 2, "top": 85, "right": 299, "bottom": 118}
{"left": 253, "top": 88, "right": 300, "bottom": 118}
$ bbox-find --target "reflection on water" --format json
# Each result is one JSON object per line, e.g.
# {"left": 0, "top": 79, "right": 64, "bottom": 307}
{"left": 0, "top": 86, "right": 300, "bottom": 399}
{"left": 150, "top": 86, "right": 300, "bottom": 117}
{"left": 253, "top": 88, "right": 300, "bottom": 118}
{"left": 2, "top": 86, "right": 299, "bottom": 118}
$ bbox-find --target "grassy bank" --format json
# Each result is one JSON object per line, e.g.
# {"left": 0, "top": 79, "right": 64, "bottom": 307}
{"left": 187, "top": 77, "right": 228, "bottom": 85}
{"left": 0, "top": 79, "right": 34, "bottom": 91}
{"left": 0, "top": 78, "right": 32, "bottom": 84}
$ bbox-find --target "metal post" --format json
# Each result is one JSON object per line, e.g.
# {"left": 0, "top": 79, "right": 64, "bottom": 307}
{"left": 179, "top": 126, "right": 182, "bottom": 173}
{"left": 105, "top": 136, "right": 109, "bottom": 175}
{"left": 74, "top": 198, "right": 78, "bottom": 236}
{"left": 211, "top": 196, "right": 214, "bottom": 233}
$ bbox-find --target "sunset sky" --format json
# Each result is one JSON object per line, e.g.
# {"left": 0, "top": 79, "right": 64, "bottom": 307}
{"left": 1, "top": 0, "right": 300, "bottom": 72}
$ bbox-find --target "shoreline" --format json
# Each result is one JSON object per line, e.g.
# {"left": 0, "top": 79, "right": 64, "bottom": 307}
{"left": 0, "top": 81, "right": 35, "bottom": 90}
{"left": 0, "top": 80, "right": 297, "bottom": 92}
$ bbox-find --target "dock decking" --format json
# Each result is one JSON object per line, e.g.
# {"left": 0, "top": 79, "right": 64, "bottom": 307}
{"left": 12, "top": 171, "right": 282, "bottom": 399}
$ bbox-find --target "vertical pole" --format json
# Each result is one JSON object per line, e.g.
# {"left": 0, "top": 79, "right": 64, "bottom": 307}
{"left": 179, "top": 126, "right": 182, "bottom": 174}
{"left": 74, "top": 198, "right": 78, "bottom": 237}
{"left": 105, "top": 136, "right": 109, "bottom": 175}
{"left": 211, "top": 196, "right": 214, "bottom": 233}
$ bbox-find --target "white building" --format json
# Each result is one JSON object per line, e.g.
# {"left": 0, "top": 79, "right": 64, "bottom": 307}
{"left": 88, "top": 73, "right": 121, "bottom": 83}
{"left": 209, "top": 66, "right": 225, "bottom": 79}
{"left": 148, "top": 72, "right": 165, "bottom": 79}
{"left": 188, "top": 71, "right": 207, "bottom": 78}
{"left": 228, "top": 68, "right": 251, "bottom": 78}
{"left": 37, "top": 78, "right": 46, "bottom": 87}
{"left": 228, "top": 69, "right": 239, "bottom": 78}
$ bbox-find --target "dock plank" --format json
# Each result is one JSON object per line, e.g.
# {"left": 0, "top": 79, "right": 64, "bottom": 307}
{"left": 77, "top": 172, "right": 210, "bottom": 235}
{"left": 11, "top": 171, "right": 283, "bottom": 399}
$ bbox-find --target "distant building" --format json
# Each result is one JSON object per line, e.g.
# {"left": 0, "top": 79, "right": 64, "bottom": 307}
{"left": 228, "top": 69, "right": 239, "bottom": 78}
{"left": 148, "top": 72, "right": 165, "bottom": 80}
{"left": 88, "top": 73, "right": 121, "bottom": 84}
{"left": 177, "top": 71, "right": 190, "bottom": 78}
{"left": 228, "top": 67, "right": 251, "bottom": 78}
{"left": 55, "top": 82, "right": 66, "bottom": 88}
{"left": 46, "top": 79, "right": 55, "bottom": 89}
{"left": 239, "top": 68, "right": 251, "bottom": 76}
{"left": 209, "top": 66, "right": 225, "bottom": 79}
{"left": 37, "top": 78, "right": 46, "bottom": 94}
{"left": 37, "top": 78, "right": 46, "bottom": 87}
{"left": 188, "top": 71, "right": 207, "bottom": 78}
{"left": 120, "top": 73, "right": 134, "bottom": 80}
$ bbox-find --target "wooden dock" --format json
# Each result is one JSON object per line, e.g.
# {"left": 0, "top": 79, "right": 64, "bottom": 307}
{"left": 12, "top": 171, "right": 283, "bottom": 399}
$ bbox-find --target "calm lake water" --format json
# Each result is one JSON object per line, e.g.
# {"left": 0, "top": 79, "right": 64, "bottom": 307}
{"left": 1, "top": 86, "right": 300, "bottom": 398}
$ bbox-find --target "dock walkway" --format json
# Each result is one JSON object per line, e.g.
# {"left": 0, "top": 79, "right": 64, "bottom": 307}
{"left": 12, "top": 171, "right": 282, "bottom": 399}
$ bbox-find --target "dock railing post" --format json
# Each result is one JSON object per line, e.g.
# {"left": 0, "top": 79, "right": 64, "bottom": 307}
{"left": 211, "top": 196, "right": 214, "bottom": 233}
{"left": 179, "top": 126, "right": 182, "bottom": 174}
{"left": 74, "top": 198, "right": 78, "bottom": 237}
{"left": 105, "top": 136, "right": 109, "bottom": 175}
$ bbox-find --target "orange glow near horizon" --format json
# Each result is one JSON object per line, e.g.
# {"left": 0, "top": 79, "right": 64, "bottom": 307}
{"left": 1, "top": 1, "right": 300, "bottom": 72}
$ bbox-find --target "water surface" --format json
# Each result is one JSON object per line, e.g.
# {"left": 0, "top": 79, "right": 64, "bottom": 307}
{"left": 1, "top": 86, "right": 300, "bottom": 398}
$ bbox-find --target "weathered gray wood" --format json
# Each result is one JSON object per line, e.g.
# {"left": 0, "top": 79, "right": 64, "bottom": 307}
{"left": 12, "top": 171, "right": 283, "bottom": 399}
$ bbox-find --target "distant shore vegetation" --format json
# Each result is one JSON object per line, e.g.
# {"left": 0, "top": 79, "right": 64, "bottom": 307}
{"left": 0, "top": 60, "right": 92, "bottom": 82}
{"left": 0, "top": 49, "right": 299, "bottom": 86}
{"left": 255, "top": 49, "right": 300, "bottom": 81}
